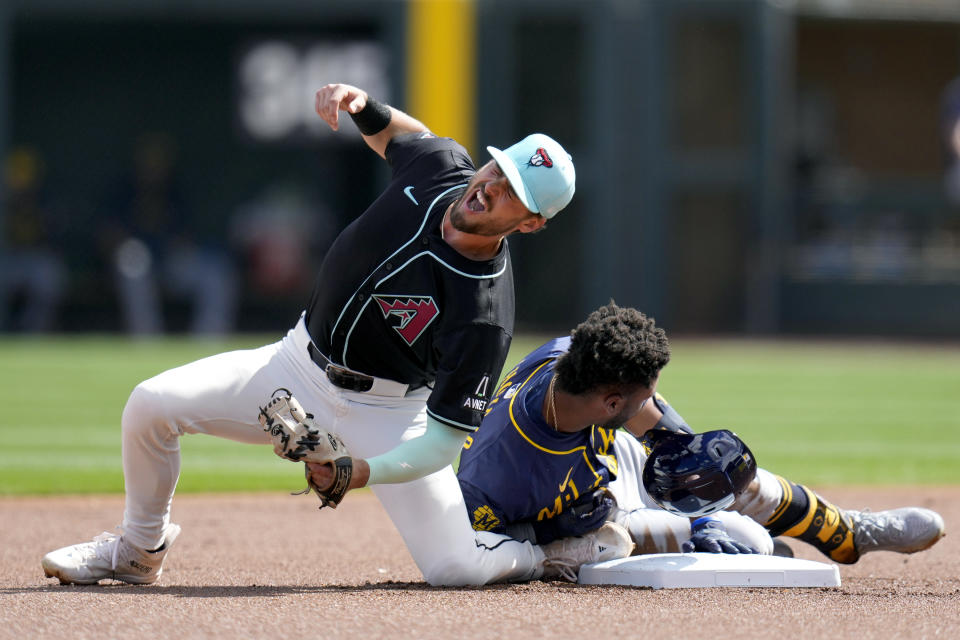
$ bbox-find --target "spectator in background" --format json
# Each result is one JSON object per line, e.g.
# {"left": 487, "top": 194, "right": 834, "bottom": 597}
{"left": 230, "top": 180, "right": 336, "bottom": 300}
{"left": 102, "top": 133, "right": 238, "bottom": 336}
{"left": 941, "top": 76, "right": 960, "bottom": 207}
{"left": 0, "top": 147, "right": 67, "bottom": 332}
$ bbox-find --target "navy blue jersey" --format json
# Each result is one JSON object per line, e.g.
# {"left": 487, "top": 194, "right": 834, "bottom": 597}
{"left": 305, "top": 133, "right": 514, "bottom": 432}
{"left": 457, "top": 337, "right": 692, "bottom": 534}
{"left": 457, "top": 337, "right": 621, "bottom": 534}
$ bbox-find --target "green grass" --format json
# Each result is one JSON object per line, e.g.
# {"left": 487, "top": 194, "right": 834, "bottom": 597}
{"left": 0, "top": 334, "right": 297, "bottom": 495}
{"left": 652, "top": 339, "right": 960, "bottom": 486}
{"left": 1, "top": 334, "right": 958, "bottom": 495}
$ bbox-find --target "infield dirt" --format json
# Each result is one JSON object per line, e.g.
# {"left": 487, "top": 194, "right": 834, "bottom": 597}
{"left": 1, "top": 487, "right": 957, "bottom": 639}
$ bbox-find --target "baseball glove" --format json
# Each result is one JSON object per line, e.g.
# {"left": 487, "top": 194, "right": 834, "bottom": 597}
{"left": 258, "top": 389, "right": 353, "bottom": 508}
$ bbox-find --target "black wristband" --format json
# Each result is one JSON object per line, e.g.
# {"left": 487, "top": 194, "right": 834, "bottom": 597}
{"left": 319, "top": 456, "right": 353, "bottom": 509}
{"left": 349, "top": 97, "right": 392, "bottom": 135}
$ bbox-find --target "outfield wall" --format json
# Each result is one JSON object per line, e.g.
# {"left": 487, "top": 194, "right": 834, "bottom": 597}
{"left": 1, "top": 0, "right": 958, "bottom": 337}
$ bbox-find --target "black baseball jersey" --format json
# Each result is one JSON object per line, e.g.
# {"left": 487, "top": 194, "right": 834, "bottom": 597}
{"left": 304, "top": 133, "right": 514, "bottom": 432}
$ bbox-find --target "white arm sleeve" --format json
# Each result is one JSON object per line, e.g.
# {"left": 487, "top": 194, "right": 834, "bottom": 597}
{"left": 365, "top": 416, "right": 469, "bottom": 485}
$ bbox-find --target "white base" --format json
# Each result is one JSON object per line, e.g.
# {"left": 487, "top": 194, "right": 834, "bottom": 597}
{"left": 577, "top": 553, "right": 841, "bottom": 589}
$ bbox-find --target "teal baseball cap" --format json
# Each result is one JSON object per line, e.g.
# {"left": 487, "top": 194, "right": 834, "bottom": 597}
{"left": 486, "top": 133, "right": 575, "bottom": 219}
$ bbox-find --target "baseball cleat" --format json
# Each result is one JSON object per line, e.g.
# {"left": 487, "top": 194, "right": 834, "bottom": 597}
{"left": 846, "top": 507, "right": 945, "bottom": 556}
{"left": 42, "top": 524, "right": 181, "bottom": 585}
{"left": 540, "top": 521, "right": 635, "bottom": 582}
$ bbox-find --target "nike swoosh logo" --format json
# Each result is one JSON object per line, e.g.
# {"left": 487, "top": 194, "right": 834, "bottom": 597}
{"left": 558, "top": 467, "right": 574, "bottom": 493}
{"left": 403, "top": 186, "right": 418, "bottom": 205}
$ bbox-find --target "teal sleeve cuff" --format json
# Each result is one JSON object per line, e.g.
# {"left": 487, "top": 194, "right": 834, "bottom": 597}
{"left": 365, "top": 416, "right": 469, "bottom": 486}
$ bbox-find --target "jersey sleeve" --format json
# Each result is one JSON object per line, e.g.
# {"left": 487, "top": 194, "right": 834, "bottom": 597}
{"left": 426, "top": 322, "right": 512, "bottom": 432}
{"left": 385, "top": 133, "right": 473, "bottom": 178}
{"left": 459, "top": 479, "right": 509, "bottom": 535}
{"left": 651, "top": 393, "right": 694, "bottom": 434}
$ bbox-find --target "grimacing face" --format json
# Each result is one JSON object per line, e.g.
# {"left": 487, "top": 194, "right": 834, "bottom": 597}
{"left": 448, "top": 161, "right": 535, "bottom": 237}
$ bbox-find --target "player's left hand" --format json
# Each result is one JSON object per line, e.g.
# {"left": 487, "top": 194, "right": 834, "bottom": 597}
{"left": 682, "top": 517, "right": 758, "bottom": 554}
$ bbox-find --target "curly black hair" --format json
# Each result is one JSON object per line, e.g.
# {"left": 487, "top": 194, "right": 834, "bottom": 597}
{"left": 554, "top": 303, "right": 670, "bottom": 395}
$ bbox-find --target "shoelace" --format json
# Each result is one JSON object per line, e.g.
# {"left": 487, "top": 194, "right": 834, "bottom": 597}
{"left": 542, "top": 559, "right": 578, "bottom": 582}
{"left": 90, "top": 531, "right": 122, "bottom": 571}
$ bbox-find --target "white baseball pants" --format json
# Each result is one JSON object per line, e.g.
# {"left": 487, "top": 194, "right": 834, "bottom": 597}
{"left": 120, "top": 316, "right": 541, "bottom": 586}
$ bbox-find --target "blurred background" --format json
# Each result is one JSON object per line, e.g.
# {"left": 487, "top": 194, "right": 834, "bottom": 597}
{"left": 2, "top": 0, "right": 960, "bottom": 339}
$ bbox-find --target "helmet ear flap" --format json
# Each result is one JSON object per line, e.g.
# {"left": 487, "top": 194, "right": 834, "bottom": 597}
{"left": 641, "top": 429, "right": 757, "bottom": 517}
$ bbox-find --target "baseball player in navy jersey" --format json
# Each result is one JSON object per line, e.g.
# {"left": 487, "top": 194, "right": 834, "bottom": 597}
{"left": 42, "top": 82, "right": 605, "bottom": 587}
{"left": 457, "top": 303, "right": 945, "bottom": 574}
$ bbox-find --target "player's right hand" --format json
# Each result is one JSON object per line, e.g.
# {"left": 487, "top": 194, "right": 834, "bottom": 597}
{"left": 682, "top": 517, "right": 758, "bottom": 554}
{"left": 315, "top": 83, "right": 368, "bottom": 131}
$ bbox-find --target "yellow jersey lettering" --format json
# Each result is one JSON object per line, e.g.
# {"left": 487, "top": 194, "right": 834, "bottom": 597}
{"left": 597, "top": 453, "right": 618, "bottom": 477}
{"left": 597, "top": 427, "right": 617, "bottom": 455}
{"left": 537, "top": 495, "right": 563, "bottom": 521}
{"left": 495, "top": 368, "right": 519, "bottom": 397}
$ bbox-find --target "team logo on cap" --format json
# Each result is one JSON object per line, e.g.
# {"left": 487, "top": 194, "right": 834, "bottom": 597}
{"left": 372, "top": 295, "right": 440, "bottom": 346}
{"left": 528, "top": 148, "right": 553, "bottom": 168}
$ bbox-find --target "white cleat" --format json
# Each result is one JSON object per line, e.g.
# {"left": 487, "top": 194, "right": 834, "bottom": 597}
{"left": 42, "top": 524, "right": 181, "bottom": 585}
{"left": 541, "top": 521, "right": 635, "bottom": 582}
{"left": 847, "top": 507, "right": 945, "bottom": 555}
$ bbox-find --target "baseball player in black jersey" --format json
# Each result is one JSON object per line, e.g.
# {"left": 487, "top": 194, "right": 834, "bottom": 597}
{"left": 42, "top": 82, "right": 587, "bottom": 587}
{"left": 456, "top": 303, "right": 945, "bottom": 574}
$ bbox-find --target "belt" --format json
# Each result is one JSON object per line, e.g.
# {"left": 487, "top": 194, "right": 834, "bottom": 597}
{"left": 307, "top": 343, "right": 410, "bottom": 397}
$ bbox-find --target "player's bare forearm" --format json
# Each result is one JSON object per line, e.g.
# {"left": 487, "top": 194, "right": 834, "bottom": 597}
{"left": 314, "top": 82, "right": 428, "bottom": 159}
{"left": 622, "top": 398, "right": 662, "bottom": 439}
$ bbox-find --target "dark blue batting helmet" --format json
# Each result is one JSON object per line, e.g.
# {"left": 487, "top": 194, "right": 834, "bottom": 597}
{"left": 641, "top": 429, "right": 757, "bottom": 517}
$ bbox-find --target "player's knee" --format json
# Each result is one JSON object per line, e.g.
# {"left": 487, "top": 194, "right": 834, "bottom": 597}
{"left": 419, "top": 543, "right": 523, "bottom": 587}
{"left": 122, "top": 381, "right": 172, "bottom": 440}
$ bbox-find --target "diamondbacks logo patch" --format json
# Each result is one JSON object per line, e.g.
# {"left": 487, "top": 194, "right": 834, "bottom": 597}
{"left": 372, "top": 295, "right": 440, "bottom": 346}
{"left": 529, "top": 147, "right": 553, "bottom": 168}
